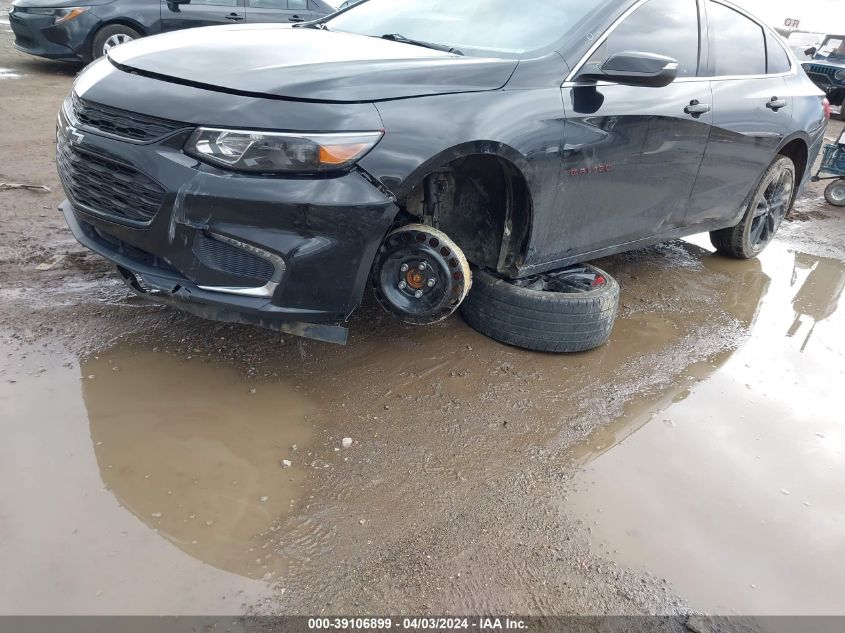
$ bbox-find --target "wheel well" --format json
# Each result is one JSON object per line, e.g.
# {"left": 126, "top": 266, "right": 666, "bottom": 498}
{"left": 400, "top": 155, "right": 531, "bottom": 275}
{"left": 779, "top": 138, "right": 809, "bottom": 186}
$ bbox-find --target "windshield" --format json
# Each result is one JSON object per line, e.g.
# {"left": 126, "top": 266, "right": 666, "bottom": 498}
{"left": 325, "top": 0, "right": 605, "bottom": 58}
{"left": 817, "top": 36, "right": 845, "bottom": 60}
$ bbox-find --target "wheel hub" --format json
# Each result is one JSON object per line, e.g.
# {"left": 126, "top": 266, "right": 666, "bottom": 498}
{"left": 372, "top": 224, "right": 471, "bottom": 325}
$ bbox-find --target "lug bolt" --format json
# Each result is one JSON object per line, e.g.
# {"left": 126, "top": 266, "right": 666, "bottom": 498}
{"left": 419, "top": 262, "right": 428, "bottom": 271}
{"left": 400, "top": 264, "right": 409, "bottom": 272}
{"left": 427, "top": 278, "right": 436, "bottom": 287}
{"left": 398, "top": 281, "right": 407, "bottom": 290}
{"left": 414, "top": 290, "right": 424, "bottom": 299}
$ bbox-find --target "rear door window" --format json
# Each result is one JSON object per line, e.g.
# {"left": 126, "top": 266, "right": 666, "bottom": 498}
{"left": 709, "top": 1, "right": 766, "bottom": 76}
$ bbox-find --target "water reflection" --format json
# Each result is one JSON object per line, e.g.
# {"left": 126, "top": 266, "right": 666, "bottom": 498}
{"left": 81, "top": 346, "right": 315, "bottom": 578}
{"left": 787, "top": 253, "right": 845, "bottom": 351}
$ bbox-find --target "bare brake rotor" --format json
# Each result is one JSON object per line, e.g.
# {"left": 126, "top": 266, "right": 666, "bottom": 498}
{"left": 372, "top": 224, "right": 472, "bottom": 325}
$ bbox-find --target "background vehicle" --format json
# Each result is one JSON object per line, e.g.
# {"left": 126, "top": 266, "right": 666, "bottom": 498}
{"left": 56, "top": 0, "right": 829, "bottom": 352}
{"left": 787, "top": 32, "right": 824, "bottom": 61}
{"left": 803, "top": 35, "right": 845, "bottom": 120}
{"left": 9, "top": 0, "right": 335, "bottom": 63}
{"left": 335, "top": 0, "right": 364, "bottom": 10}
{"left": 814, "top": 127, "right": 845, "bottom": 206}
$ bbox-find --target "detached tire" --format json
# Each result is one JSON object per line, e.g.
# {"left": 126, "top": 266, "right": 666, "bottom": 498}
{"left": 461, "top": 265, "right": 619, "bottom": 353}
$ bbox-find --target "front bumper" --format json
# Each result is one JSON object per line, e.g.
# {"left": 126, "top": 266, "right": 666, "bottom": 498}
{"left": 8, "top": 8, "right": 97, "bottom": 62}
{"left": 57, "top": 99, "right": 399, "bottom": 342}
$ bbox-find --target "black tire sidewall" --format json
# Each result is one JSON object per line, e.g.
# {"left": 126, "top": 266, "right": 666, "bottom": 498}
{"left": 739, "top": 156, "right": 796, "bottom": 258}
{"left": 461, "top": 266, "right": 620, "bottom": 353}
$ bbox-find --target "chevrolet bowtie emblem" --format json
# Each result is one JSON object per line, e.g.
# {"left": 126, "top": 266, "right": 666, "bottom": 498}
{"left": 68, "top": 126, "right": 85, "bottom": 145}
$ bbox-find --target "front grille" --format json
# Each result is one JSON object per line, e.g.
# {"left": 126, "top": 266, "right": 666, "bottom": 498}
{"left": 80, "top": 221, "right": 178, "bottom": 273}
{"left": 806, "top": 64, "right": 838, "bottom": 79}
{"left": 12, "top": 32, "right": 36, "bottom": 49}
{"left": 71, "top": 93, "right": 186, "bottom": 143}
{"left": 57, "top": 136, "right": 166, "bottom": 225}
{"left": 193, "top": 233, "right": 276, "bottom": 282}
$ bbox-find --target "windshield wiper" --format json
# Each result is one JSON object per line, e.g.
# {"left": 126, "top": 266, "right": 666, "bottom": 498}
{"left": 294, "top": 21, "right": 329, "bottom": 29}
{"left": 380, "top": 33, "right": 463, "bottom": 56}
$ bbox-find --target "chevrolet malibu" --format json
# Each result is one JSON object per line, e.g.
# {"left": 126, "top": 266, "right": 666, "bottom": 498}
{"left": 56, "top": 0, "right": 829, "bottom": 352}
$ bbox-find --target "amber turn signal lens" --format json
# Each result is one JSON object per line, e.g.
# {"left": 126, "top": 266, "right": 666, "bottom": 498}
{"left": 56, "top": 7, "right": 88, "bottom": 23}
{"left": 319, "top": 143, "right": 372, "bottom": 166}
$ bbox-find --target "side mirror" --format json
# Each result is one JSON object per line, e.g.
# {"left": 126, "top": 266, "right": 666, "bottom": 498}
{"left": 577, "top": 51, "right": 679, "bottom": 88}
{"left": 805, "top": 47, "right": 818, "bottom": 57}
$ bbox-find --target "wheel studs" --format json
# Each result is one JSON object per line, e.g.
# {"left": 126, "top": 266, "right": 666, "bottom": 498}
{"left": 398, "top": 281, "right": 407, "bottom": 290}
{"left": 427, "top": 278, "right": 436, "bottom": 287}
{"left": 419, "top": 262, "right": 427, "bottom": 271}
{"left": 400, "top": 264, "right": 409, "bottom": 272}
{"left": 414, "top": 290, "right": 424, "bottom": 299}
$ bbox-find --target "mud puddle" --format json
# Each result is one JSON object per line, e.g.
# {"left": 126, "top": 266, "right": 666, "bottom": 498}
{"left": 0, "top": 341, "right": 316, "bottom": 614}
{"left": 566, "top": 238, "right": 845, "bottom": 615}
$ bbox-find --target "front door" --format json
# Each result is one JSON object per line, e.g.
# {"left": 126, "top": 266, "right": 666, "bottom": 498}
{"left": 245, "top": 0, "right": 315, "bottom": 24}
{"left": 685, "top": 1, "right": 795, "bottom": 228}
{"left": 161, "top": 0, "right": 246, "bottom": 32}
{"left": 555, "top": 0, "right": 711, "bottom": 261}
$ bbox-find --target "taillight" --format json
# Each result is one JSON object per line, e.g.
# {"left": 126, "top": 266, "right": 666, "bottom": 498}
{"left": 823, "top": 98, "right": 831, "bottom": 120}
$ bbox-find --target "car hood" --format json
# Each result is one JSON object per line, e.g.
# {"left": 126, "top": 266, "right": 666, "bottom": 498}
{"left": 806, "top": 57, "right": 845, "bottom": 69}
{"left": 13, "top": 0, "right": 114, "bottom": 6}
{"left": 107, "top": 25, "right": 519, "bottom": 103}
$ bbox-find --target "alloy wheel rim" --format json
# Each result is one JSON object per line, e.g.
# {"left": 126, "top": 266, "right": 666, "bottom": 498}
{"left": 749, "top": 166, "right": 794, "bottom": 250}
{"left": 103, "top": 33, "right": 134, "bottom": 54}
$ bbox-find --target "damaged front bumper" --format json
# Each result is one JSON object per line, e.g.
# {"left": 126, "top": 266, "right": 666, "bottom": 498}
{"left": 56, "top": 104, "right": 399, "bottom": 344}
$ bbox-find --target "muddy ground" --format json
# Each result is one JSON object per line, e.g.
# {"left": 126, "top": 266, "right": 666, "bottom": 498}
{"left": 1, "top": 17, "right": 845, "bottom": 620}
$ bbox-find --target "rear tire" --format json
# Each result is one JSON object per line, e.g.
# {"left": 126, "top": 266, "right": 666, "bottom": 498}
{"left": 825, "top": 179, "right": 845, "bottom": 207}
{"left": 91, "top": 24, "right": 142, "bottom": 60}
{"left": 461, "top": 265, "right": 619, "bottom": 353}
{"left": 710, "top": 155, "right": 796, "bottom": 259}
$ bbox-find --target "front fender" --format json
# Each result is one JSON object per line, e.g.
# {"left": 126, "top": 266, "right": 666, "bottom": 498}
{"left": 358, "top": 88, "right": 568, "bottom": 269}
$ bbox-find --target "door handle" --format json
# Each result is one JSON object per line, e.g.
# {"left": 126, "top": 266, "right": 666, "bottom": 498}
{"left": 226, "top": 13, "right": 244, "bottom": 21}
{"left": 767, "top": 97, "right": 787, "bottom": 112}
{"left": 289, "top": 14, "right": 305, "bottom": 22}
{"left": 684, "top": 100, "right": 712, "bottom": 117}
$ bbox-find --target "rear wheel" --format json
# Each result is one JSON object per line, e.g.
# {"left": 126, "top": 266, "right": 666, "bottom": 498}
{"left": 92, "top": 24, "right": 141, "bottom": 60}
{"left": 461, "top": 265, "right": 619, "bottom": 353}
{"left": 710, "top": 155, "right": 796, "bottom": 259}
{"left": 825, "top": 179, "right": 845, "bottom": 207}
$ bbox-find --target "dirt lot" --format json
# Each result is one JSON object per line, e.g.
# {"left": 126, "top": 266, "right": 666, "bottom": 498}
{"left": 1, "top": 18, "right": 845, "bottom": 619}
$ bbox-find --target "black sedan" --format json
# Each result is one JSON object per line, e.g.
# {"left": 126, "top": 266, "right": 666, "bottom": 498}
{"left": 9, "top": 0, "right": 336, "bottom": 63}
{"left": 55, "top": 0, "right": 829, "bottom": 352}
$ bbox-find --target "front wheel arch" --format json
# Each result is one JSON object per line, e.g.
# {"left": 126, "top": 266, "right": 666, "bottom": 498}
{"left": 393, "top": 143, "right": 534, "bottom": 278}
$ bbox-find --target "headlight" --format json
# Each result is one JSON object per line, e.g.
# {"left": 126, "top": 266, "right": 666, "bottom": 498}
{"left": 185, "top": 128, "right": 384, "bottom": 174}
{"left": 836, "top": 69, "right": 845, "bottom": 82}
{"left": 26, "top": 7, "right": 88, "bottom": 23}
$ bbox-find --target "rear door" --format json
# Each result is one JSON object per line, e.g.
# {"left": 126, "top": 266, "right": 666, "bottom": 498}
{"left": 161, "top": 0, "right": 246, "bottom": 32}
{"left": 245, "top": 0, "right": 316, "bottom": 24}
{"left": 684, "top": 1, "right": 795, "bottom": 227}
{"left": 556, "top": 0, "right": 711, "bottom": 258}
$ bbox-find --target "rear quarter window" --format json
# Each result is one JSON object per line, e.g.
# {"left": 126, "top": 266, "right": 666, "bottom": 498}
{"left": 709, "top": 1, "right": 766, "bottom": 76}
{"left": 767, "top": 32, "right": 792, "bottom": 74}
